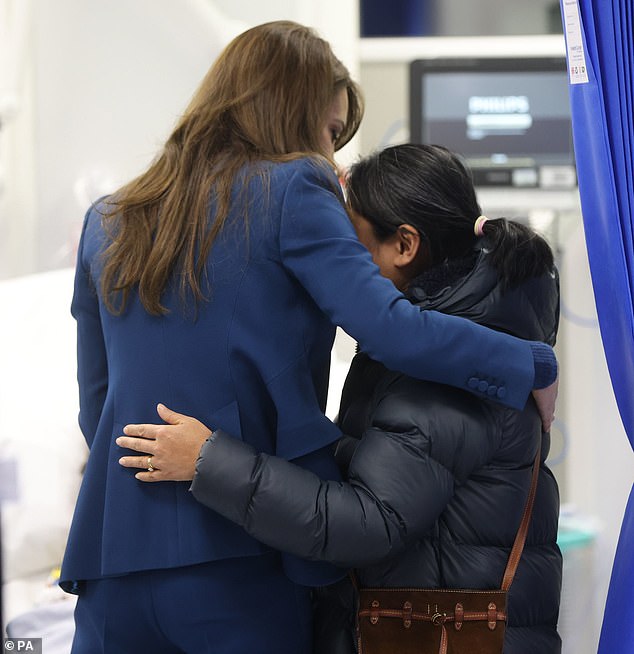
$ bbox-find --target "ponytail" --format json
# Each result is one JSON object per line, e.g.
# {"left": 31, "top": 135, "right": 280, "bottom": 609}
{"left": 477, "top": 218, "right": 555, "bottom": 290}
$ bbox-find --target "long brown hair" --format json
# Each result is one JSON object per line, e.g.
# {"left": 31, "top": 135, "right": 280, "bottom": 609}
{"left": 100, "top": 20, "right": 363, "bottom": 315}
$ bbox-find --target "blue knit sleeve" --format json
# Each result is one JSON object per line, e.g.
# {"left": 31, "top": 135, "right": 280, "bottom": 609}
{"left": 530, "top": 341, "right": 558, "bottom": 388}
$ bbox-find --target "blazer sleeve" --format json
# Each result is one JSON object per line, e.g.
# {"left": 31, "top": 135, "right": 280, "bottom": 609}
{"left": 190, "top": 427, "right": 454, "bottom": 568}
{"left": 279, "top": 161, "right": 540, "bottom": 410}
{"left": 70, "top": 207, "right": 108, "bottom": 448}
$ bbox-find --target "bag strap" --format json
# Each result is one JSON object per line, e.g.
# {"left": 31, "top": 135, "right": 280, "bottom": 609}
{"left": 500, "top": 439, "right": 542, "bottom": 591}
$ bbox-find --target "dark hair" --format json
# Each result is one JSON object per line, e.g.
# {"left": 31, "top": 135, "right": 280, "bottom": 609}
{"left": 345, "top": 144, "right": 554, "bottom": 289}
{"left": 100, "top": 21, "right": 364, "bottom": 315}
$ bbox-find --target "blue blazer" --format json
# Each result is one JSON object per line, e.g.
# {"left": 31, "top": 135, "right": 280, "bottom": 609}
{"left": 60, "top": 157, "right": 536, "bottom": 592}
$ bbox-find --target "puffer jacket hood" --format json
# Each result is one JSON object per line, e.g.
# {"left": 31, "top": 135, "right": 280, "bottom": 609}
{"left": 407, "top": 243, "right": 560, "bottom": 347}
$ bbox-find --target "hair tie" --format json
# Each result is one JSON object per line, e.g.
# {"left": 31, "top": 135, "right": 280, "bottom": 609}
{"left": 474, "top": 215, "right": 488, "bottom": 237}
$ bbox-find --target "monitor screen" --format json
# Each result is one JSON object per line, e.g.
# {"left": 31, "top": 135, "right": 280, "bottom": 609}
{"left": 409, "top": 57, "right": 576, "bottom": 188}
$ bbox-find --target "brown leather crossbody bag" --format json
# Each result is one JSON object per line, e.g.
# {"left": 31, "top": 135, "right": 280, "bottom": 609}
{"left": 355, "top": 443, "right": 541, "bottom": 654}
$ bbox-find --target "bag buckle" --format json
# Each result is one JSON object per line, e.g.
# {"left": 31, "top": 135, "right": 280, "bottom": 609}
{"left": 431, "top": 611, "right": 446, "bottom": 626}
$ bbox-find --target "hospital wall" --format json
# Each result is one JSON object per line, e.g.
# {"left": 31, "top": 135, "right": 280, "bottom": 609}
{"left": 0, "top": 0, "right": 359, "bottom": 280}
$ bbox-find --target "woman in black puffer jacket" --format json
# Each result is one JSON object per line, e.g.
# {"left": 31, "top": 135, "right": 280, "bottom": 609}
{"left": 121, "top": 144, "right": 562, "bottom": 653}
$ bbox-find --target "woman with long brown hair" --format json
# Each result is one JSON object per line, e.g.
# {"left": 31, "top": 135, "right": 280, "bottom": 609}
{"left": 62, "top": 21, "right": 557, "bottom": 653}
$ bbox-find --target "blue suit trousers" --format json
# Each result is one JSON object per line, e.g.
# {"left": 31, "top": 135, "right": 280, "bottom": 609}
{"left": 70, "top": 554, "right": 313, "bottom": 653}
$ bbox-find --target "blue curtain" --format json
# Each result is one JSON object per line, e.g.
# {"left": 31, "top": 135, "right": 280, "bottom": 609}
{"left": 559, "top": 0, "right": 634, "bottom": 650}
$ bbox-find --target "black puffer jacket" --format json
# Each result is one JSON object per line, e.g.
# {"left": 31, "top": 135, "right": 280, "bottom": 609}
{"left": 191, "top": 246, "right": 562, "bottom": 653}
